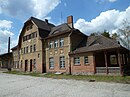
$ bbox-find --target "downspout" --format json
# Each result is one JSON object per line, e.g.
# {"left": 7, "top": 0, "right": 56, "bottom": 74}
{"left": 68, "top": 29, "right": 73, "bottom": 75}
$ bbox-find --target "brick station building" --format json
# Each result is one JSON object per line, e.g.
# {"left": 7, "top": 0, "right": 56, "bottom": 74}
{"left": 0, "top": 16, "right": 130, "bottom": 75}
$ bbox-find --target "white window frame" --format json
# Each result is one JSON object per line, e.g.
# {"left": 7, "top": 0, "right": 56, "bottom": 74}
{"left": 54, "top": 40, "right": 58, "bottom": 48}
{"left": 60, "top": 56, "right": 65, "bottom": 68}
{"left": 84, "top": 56, "right": 89, "bottom": 64}
{"left": 49, "top": 57, "right": 54, "bottom": 69}
{"left": 74, "top": 57, "right": 80, "bottom": 65}
{"left": 60, "top": 38, "right": 64, "bottom": 47}
{"left": 49, "top": 41, "right": 53, "bottom": 48}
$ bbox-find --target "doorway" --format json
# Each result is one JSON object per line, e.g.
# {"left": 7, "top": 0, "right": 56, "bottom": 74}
{"left": 30, "top": 59, "right": 32, "bottom": 72}
{"left": 25, "top": 60, "right": 28, "bottom": 72}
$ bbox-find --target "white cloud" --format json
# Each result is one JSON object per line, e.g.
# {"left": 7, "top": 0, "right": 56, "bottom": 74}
{"left": 74, "top": 6, "right": 130, "bottom": 35}
{"left": 96, "top": 0, "right": 117, "bottom": 3}
{"left": 0, "top": 20, "right": 14, "bottom": 54}
{"left": 108, "top": 0, "right": 117, "bottom": 2}
{"left": 0, "top": 0, "right": 61, "bottom": 19}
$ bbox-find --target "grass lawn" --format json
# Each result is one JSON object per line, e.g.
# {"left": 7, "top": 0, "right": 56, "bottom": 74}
{"left": 4, "top": 70, "right": 130, "bottom": 84}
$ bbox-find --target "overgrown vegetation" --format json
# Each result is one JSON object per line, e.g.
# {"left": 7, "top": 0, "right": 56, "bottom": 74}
{"left": 4, "top": 70, "right": 130, "bottom": 84}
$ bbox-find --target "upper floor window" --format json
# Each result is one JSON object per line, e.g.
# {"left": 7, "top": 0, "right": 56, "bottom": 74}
{"left": 26, "top": 46, "right": 28, "bottom": 53}
{"left": 34, "top": 32, "right": 37, "bottom": 37}
{"left": 84, "top": 56, "right": 89, "bottom": 64}
{"left": 60, "top": 38, "right": 64, "bottom": 47}
{"left": 24, "top": 47, "right": 26, "bottom": 54}
{"left": 30, "top": 45, "right": 32, "bottom": 53}
{"left": 60, "top": 56, "right": 65, "bottom": 68}
{"left": 49, "top": 41, "right": 53, "bottom": 48}
{"left": 21, "top": 48, "right": 23, "bottom": 54}
{"left": 34, "top": 44, "right": 36, "bottom": 52}
{"left": 74, "top": 57, "right": 80, "bottom": 65}
{"left": 54, "top": 40, "right": 58, "bottom": 48}
{"left": 26, "top": 25, "right": 33, "bottom": 31}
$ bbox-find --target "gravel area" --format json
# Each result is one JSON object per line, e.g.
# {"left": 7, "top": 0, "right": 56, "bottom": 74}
{"left": 0, "top": 72, "right": 130, "bottom": 97}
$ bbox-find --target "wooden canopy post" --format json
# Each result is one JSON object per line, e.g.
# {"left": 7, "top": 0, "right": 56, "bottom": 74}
{"left": 104, "top": 51, "right": 108, "bottom": 74}
{"left": 117, "top": 50, "right": 122, "bottom": 76}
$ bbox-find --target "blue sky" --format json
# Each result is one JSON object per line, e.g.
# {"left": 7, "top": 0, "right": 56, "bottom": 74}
{"left": 0, "top": 0, "right": 130, "bottom": 54}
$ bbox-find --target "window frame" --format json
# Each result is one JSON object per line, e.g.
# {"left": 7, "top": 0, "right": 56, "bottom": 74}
{"left": 49, "top": 41, "right": 53, "bottom": 48}
{"left": 54, "top": 40, "right": 58, "bottom": 48}
{"left": 60, "top": 38, "right": 64, "bottom": 47}
{"left": 60, "top": 56, "right": 65, "bottom": 69}
{"left": 84, "top": 56, "right": 89, "bottom": 65}
{"left": 34, "top": 44, "right": 36, "bottom": 52}
{"left": 74, "top": 57, "right": 80, "bottom": 65}
{"left": 49, "top": 57, "right": 54, "bottom": 69}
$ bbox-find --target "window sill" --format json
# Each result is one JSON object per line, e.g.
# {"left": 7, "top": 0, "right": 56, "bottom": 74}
{"left": 49, "top": 68, "right": 54, "bottom": 70}
{"left": 60, "top": 67, "right": 66, "bottom": 70}
{"left": 74, "top": 64, "right": 81, "bottom": 66}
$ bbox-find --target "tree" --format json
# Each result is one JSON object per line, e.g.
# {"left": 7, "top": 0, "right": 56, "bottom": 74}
{"left": 90, "top": 32, "right": 98, "bottom": 36}
{"left": 101, "top": 30, "right": 110, "bottom": 38}
{"left": 118, "top": 19, "right": 130, "bottom": 50}
{"left": 111, "top": 33, "right": 119, "bottom": 40}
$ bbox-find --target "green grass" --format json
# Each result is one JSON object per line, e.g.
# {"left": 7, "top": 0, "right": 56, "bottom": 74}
{"left": 3, "top": 70, "right": 130, "bottom": 84}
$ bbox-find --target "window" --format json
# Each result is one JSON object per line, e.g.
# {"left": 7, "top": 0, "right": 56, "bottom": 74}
{"left": 74, "top": 57, "right": 80, "bottom": 65}
{"left": 110, "top": 55, "right": 117, "bottom": 65}
{"left": 24, "top": 47, "right": 26, "bottom": 54}
{"left": 30, "top": 45, "right": 32, "bottom": 53}
{"left": 34, "top": 44, "right": 36, "bottom": 52}
{"left": 38, "top": 53, "right": 40, "bottom": 58}
{"left": 27, "top": 25, "right": 33, "bottom": 31}
{"left": 21, "top": 48, "right": 23, "bottom": 54}
{"left": 60, "top": 56, "right": 65, "bottom": 68}
{"left": 49, "top": 57, "right": 54, "bottom": 69}
{"left": 26, "top": 46, "right": 28, "bottom": 53}
{"left": 34, "top": 32, "right": 37, "bottom": 37}
{"left": 84, "top": 56, "right": 89, "bottom": 64}
{"left": 34, "top": 59, "right": 36, "bottom": 69}
{"left": 21, "top": 60, "right": 22, "bottom": 68}
{"left": 54, "top": 40, "right": 58, "bottom": 48}
{"left": 49, "top": 41, "right": 53, "bottom": 48}
{"left": 60, "top": 38, "right": 64, "bottom": 47}
{"left": 31, "top": 33, "right": 34, "bottom": 38}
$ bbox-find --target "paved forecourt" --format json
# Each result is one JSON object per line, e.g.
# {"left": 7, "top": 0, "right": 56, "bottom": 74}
{"left": 0, "top": 72, "right": 130, "bottom": 97}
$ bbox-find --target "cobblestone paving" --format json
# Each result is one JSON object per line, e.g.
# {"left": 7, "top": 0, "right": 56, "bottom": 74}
{"left": 0, "top": 73, "right": 130, "bottom": 97}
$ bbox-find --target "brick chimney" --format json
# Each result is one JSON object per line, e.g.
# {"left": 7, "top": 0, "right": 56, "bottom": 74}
{"left": 67, "top": 15, "right": 73, "bottom": 28}
{"left": 8, "top": 37, "right": 10, "bottom": 53}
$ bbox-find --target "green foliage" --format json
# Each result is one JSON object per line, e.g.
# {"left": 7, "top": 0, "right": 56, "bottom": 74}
{"left": 101, "top": 30, "right": 110, "bottom": 38}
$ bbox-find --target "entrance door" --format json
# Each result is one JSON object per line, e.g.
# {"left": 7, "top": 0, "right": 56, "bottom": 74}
{"left": 25, "top": 60, "right": 28, "bottom": 71}
{"left": 30, "top": 59, "right": 32, "bottom": 72}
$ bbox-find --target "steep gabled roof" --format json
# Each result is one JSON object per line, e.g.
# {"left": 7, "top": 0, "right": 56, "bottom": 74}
{"left": 70, "top": 35, "right": 124, "bottom": 54}
{"left": 17, "top": 17, "right": 55, "bottom": 48}
{"left": 29, "top": 17, "right": 55, "bottom": 31}
{"left": 49, "top": 23, "right": 72, "bottom": 36}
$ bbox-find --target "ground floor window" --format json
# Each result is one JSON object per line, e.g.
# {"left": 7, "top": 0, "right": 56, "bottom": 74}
{"left": 60, "top": 56, "right": 65, "bottom": 68}
{"left": 74, "top": 57, "right": 80, "bottom": 65}
{"left": 110, "top": 55, "right": 117, "bottom": 65}
{"left": 49, "top": 57, "right": 54, "bottom": 69}
{"left": 33, "top": 59, "right": 36, "bottom": 69}
{"left": 84, "top": 56, "right": 89, "bottom": 64}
